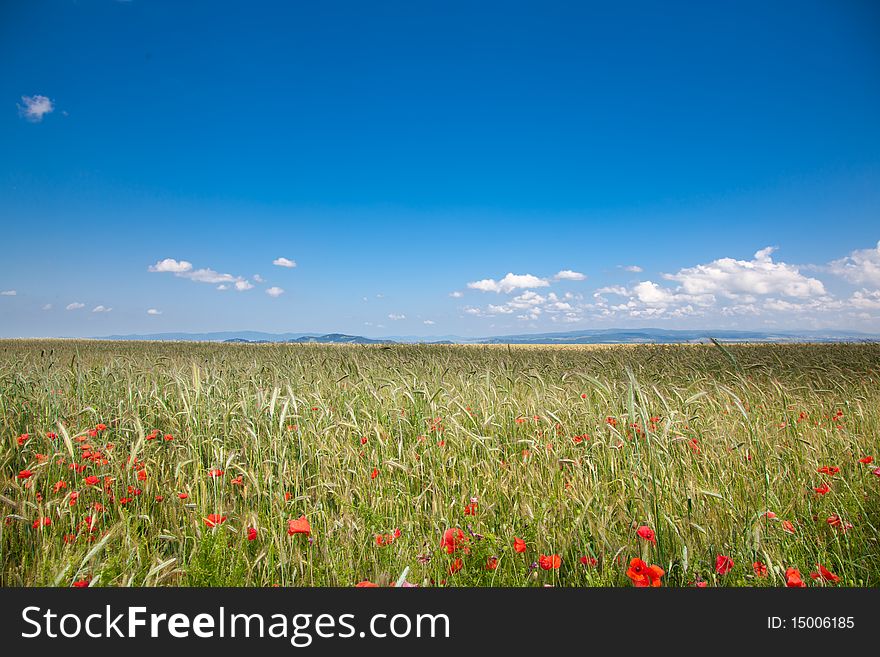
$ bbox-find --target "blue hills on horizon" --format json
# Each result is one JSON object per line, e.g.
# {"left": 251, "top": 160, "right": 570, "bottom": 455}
{"left": 90, "top": 328, "right": 880, "bottom": 345}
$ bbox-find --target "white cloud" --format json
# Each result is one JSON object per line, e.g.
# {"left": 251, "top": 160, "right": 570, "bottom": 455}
{"left": 1, "top": 290, "right": 16, "bottom": 296}
{"left": 149, "top": 258, "right": 253, "bottom": 291}
{"left": 266, "top": 286, "right": 284, "bottom": 297}
{"left": 92, "top": 305, "right": 112, "bottom": 313}
{"left": 467, "top": 273, "right": 550, "bottom": 294}
{"left": 42, "top": 304, "right": 52, "bottom": 311}
{"left": 388, "top": 313, "right": 406, "bottom": 320}
{"left": 18, "top": 95, "right": 54, "bottom": 122}
{"left": 663, "top": 247, "right": 825, "bottom": 299}
{"left": 148, "top": 258, "right": 193, "bottom": 273}
{"left": 423, "top": 319, "right": 435, "bottom": 325}
{"left": 253, "top": 274, "right": 265, "bottom": 283}
{"left": 273, "top": 257, "right": 297, "bottom": 268}
{"left": 849, "top": 289, "right": 880, "bottom": 310}
{"left": 828, "top": 241, "right": 880, "bottom": 287}
{"left": 186, "top": 268, "right": 238, "bottom": 284}
{"left": 65, "top": 302, "right": 85, "bottom": 310}
{"left": 554, "top": 270, "right": 586, "bottom": 281}
{"left": 147, "top": 308, "right": 162, "bottom": 315}
{"left": 449, "top": 291, "right": 464, "bottom": 298}
{"left": 621, "top": 265, "right": 643, "bottom": 273}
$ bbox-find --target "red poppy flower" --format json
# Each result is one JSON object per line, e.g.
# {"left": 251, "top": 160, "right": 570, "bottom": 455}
{"left": 355, "top": 581, "right": 379, "bottom": 587}
{"left": 441, "top": 528, "right": 469, "bottom": 554}
{"left": 580, "top": 556, "right": 598, "bottom": 567}
{"left": 464, "top": 502, "right": 477, "bottom": 515}
{"left": 231, "top": 475, "right": 243, "bottom": 486}
{"left": 247, "top": 527, "right": 258, "bottom": 541}
{"left": 178, "top": 493, "right": 188, "bottom": 499}
{"left": 204, "top": 514, "right": 227, "bottom": 527}
{"left": 370, "top": 468, "right": 378, "bottom": 480}
{"left": 288, "top": 515, "right": 311, "bottom": 536}
{"left": 636, "top": 525, "right": 656, "bottom": 544}
{"left": 539, "top": 554, "right": 562, "bottom": 570}
{"left": 448, "top": 558, "right": 463, "bottom": 574}
{"left": 785, "top": 567, "right": 807, "bottom": 588}
{"left": 513, "top": 537, "right": 527, "bottom": 553}
{"left": 208, "top": 469, "right": 224, "bottom": 478}
{"left": 873, "top": 467, "right": 880, "bottom": 477}
{"left": 715, "top": 555, "right": 734, "bottom": 575}
{"left": 626, "top": 558, "right": 664, "bottom": 587}
{"left": 72, "top": 579, "right": 90, "bottom": 588}
{"left": 485, "top": 557, "right": 498, "bottom": 571}
{"left": 781, "top": 520, "right": 796, "bottom": 534}
{"left": 816, "top": 466, "right": 840, "bottom": 476}
{"left": 813, "top": 483, "right": 830, "bottom": 495}
{"left": 84, "top": 475, "right": 100, "bottom": 486}
{"left": 810, "top": 564, "right": 839, "bottom": 584}
{"left": 17, "top": 470, "right": 33, "bottom": 480}
{"left": 752, "top": 561, "right": 768, "bottom": 577}
{"left": 858, "top": 456, "right": 873, "bottom": 464}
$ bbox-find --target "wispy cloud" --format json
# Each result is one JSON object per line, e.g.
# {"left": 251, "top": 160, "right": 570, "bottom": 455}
{"left": 388, "top": 313, "right": 406, "bottom": 320}
{"left": 1, "top": 290, "right": 16, "bottom": 296}
{"left": 66, "top": 302, "right": 85, "bottom": 310}
{"left": 92, "top": 305, "right": 112, "bottom": 313}
{"left": 266, "top": 286, "right": 284, "bottom": 297}
{"left": 42, "top": 304, "right": 52, "bottom": 311}
{"left": 621, "top": 265, "right": 643, "bottom": 273}
{"left": 423, "top": 319, "right": 435, "bottom": 325}
{"left": 449, "top": 291, "right": 464, "bottom": 298}
{"left": 554, "top": 270, "right": 586, "bottom": 281}
{"left": 147, "top": 308, "right": 162, "bottom": 315}
{"left": 273, "top": 257, "right": 296, "bottom": 268}
{"left": 18, "top": 95, "right": 54, "bottom": 122}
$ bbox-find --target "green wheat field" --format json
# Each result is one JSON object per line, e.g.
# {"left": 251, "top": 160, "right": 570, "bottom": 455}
{"left": 1, "top": 339, "right": 878, "bottom": 587}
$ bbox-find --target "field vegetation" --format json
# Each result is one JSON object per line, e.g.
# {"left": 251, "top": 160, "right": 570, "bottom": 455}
{"left": 1, "top": 340, "right": 878, "bottom": 587}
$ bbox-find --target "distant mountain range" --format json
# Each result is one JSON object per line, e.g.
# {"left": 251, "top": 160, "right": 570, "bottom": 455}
{"left": 96, "top": 328, "right": 880, "bottom": 345}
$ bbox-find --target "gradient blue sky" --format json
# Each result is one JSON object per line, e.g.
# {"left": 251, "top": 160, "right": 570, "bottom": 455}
{"left": 2, "top": 0, "right": 879, "bottom": 338}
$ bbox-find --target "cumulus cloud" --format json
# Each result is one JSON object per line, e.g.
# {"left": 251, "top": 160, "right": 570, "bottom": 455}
{"left": 66, "top": 302, "right": 85, "bottom": 310}
{"left": 449, "top": 291, "right": 464, "bottom": 298}
{"left": 149, "top": 258, "right": 253, "bottom": 291}
{"left": 265, "top": 286, "right": 284, "bottom": 297}
{"left": 828, "top": 241, "right": 880, "bottom": 287}
{"left": 273, "top": 257, "right": 297, "bottom": 268}
{"left": 18, "top": 95, "right": 54, "bottom": 122}
{"left": 423, "top": 319, "right": 435, "bottom": 325}
{"left": 849, "top": 289, "right": 880, "bottom": 310}
{"left": 554, "top": 270, "right": 586, "bottom": 281}
{"left": 621, "top": 265, "right": 643, "bottom": 273}
{"left": 467, "top": 273, "right": 550, "bottom": 294}
{"left": 663, "top": 247, "right": 825, "bottom": 299}
{"left": 148, "top": 258, "right": 193, "bottom": 273}
{"left": 1, "top": 290, "right": 16, "bottom": 296}
{"left": 147, "top": 308, "right": 162, "bottom": 315}
{"left": 92, "top": 305, "right": 112, "bottom": 313}
{"left": 388, "top": 313, "right": 406, "bottom": 320}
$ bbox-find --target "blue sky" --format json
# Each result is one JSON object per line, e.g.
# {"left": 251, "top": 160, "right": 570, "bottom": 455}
{"left": 1, "top": 0, "right": 879, "bottom": 338}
